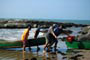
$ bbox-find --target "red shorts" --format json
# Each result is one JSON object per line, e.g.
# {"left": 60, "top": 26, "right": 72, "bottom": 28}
{"left": 22, "top": 40, "right": 27, "bottom": 46}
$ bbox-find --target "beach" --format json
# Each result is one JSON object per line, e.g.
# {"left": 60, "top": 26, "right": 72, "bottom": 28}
{"left": 0, "top": 19, "right": 90, "bottom": 60}
{"left": 0, "top": 48, "right": 90, "bottom": 60}
{"left": 0, "top": 0, "right": 90, "bottom": 59}
{"left": 0, "top": 38, "right": 90, "bottom": 60}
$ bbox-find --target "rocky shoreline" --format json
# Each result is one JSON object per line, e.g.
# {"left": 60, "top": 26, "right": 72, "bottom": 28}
{"left": 0, "top": 19, "right": 88, "bottom": 29}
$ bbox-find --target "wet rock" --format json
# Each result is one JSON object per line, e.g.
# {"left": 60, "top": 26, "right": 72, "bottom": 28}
{"left": 31, "top": 57, "right": 37, "bottom": 60}
{"left": 78, "top": 33, "right": 90, "bottom": 41}
{"left": 33, "top": 24, "right": 37, "bottom": 28}
{"left": 63, "top": 29, "right": 73, "bottom": 34}
{"left": 47, "top": 57, "right": 51, "bottom": 60}
{"left": 70, "top": 54, "right": 83, "bottom": 60}
{"left": 81, "top": 26, "right": 90, "bottom": 34}
{"left": 62, "top": 56, "right": 67, "bottom": 59}
{"left": 78, "top": 26, "right": 90, "bottom": 41}
{"left": 58, "top": 51, "right": 66, "bottom": 55}
{"left": 72, "top": 50, "right": 83, "bottom": 54}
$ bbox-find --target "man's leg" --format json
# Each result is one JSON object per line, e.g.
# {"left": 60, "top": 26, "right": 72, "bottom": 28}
{"left": 36, "top": 39, "right": 40, "bottom": 51}
{"left": 23, "top": 41, "right": 26, "bottom": 51}
{"left": 44, "top": 36, "right": 49, "bottom": 50}
{"left": 44, "top": 42, "right": 49, "bottom": 50}
{"left": 22, "top": 41, "right": 27, "bottom": 60}
{"left": 34, "top": 37, "right": 40, "bottom": 51}
{"left": 46, "top": 36, "right": 55, "bottom": 52}
{"left": 44, "top": 39, "right": 53, "bottom": 51}
{"left": 28, "top": 46, "right": 31, "bottom": 51}
{"left": 27, "top": 40, "right": 31, "bottom": 51}
{"left": 44, "top": 35, "right": 54, "bottom": 52}
{"left": 54, "top": 40, "right": 58, "bottom": 51}
{"left": 47, "top": 41, "right": 54, "bottom": 51}
{"left": 23, "top": 44, "right": 26, "bottom": 51}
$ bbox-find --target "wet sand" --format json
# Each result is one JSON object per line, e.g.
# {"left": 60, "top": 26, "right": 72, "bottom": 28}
{"left": 0, "top": 49, "right": 90, "bottom": 60}
{"left": 0, "top": 40, "right": 67, "bottom": 60}
{"left": 65, "top": 49, "right": 90, "bottom": 60}
{"left": 0, "top": 40, "right": 90, "bottom": 60}
{"left": 0, "top": 49, "right": 66, "bottom": 60}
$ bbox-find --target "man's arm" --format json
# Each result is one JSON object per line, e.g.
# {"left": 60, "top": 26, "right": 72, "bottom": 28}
{"left": 34, "top": 28, "right": 40, "bottom": 39}
{"left": 50, "top": 27, "right": 57, "bottom": 38}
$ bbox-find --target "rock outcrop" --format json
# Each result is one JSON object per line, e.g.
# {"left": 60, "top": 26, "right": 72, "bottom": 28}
{"left": 78, "top": 26, "right": 90, "bottom": 41}
{"left": 0, "top": 19, "right": 88, "bottom": 29}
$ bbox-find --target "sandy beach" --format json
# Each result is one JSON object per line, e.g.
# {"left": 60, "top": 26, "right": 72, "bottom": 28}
{"left": 0, "top": 48, "right": 90, "bottom": 60}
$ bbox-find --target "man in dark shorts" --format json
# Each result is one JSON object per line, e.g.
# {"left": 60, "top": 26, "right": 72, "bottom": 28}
{"left": 34, "top": 26, "right": 41, "bottom": 51}
{"left": 44, "top": 24, "right": 58, "bottom": 51}
{"left": 53, "top": 25, "right": 64, "bottom": 51}
{"left": 44, "top": 24, "right": 69, "bottom": 51}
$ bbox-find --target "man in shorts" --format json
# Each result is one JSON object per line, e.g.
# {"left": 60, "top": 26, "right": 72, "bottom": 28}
{"left": 44, "top": 24, "right": 69, "bottom": 51}
{"left": 34, "top": 26, "right": 41, "bottom": 51}
{"left": 21, "top": 25, "right": 32, "bottom": 51}
{"left": 44, "top": 24, "right": 58, "bottom": 51}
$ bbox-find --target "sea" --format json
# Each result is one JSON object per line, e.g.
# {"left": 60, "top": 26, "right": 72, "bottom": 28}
{"left": 1, "top": 18, "right": 90, "bottom": 25}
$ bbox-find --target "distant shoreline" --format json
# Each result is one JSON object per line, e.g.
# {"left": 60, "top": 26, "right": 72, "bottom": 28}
{"left": 0, "top": 19, "right": 89, "bottom": 29}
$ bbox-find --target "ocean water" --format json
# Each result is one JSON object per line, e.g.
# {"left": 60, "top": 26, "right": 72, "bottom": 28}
{"left": 28, "top": 19, "right": 90, "bottom": 25}
{"left": 1, "top": 18, "right": 90, "bottom": 25}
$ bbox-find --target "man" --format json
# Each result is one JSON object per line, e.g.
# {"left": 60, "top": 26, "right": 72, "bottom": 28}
{"left": 44, "top": 24, "right": 58, "bottom": 51}
{"left": 53, "top": 25, "right": 70, "bottom": 51}
{"left": 21, "top": 25, "right": 32, "bottom": 51}
{"left": 53, "top": 25, "right": 64, "bottom": 51}
{"left": 44, "top": 24, "right": 69, "bottom": 51}
{"left": 34, "top": 26, "right": 41, "bottom": 51}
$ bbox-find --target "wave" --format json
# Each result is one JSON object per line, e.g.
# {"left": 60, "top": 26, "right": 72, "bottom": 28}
{"left": 0, "top": 28, "right": 44, "bottom": 41}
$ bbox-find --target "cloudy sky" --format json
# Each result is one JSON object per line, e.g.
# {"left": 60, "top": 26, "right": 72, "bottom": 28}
{"left": 0, "top": 0, "right": 90, "bottom": 20}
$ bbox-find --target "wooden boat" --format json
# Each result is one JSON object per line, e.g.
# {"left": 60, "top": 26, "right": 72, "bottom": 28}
{"left": 1, "top": 36, "right": 90, "bottom": 49}
{"left": 64, "top": 38, "right": 90, "bottom": 49}
{"left": 0, "top": 37, "right": 46, "bottom": 48}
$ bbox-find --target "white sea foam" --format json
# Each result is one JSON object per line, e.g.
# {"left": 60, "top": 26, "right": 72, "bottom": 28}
{"left": 0, "top": 27, "right": 81, "bottom": 41}
{"left": 0, "top": 28, "right": 44, "bottom": 41}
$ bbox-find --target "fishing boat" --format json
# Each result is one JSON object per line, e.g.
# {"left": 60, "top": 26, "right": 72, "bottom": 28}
{"left": 1, "top": 35, "right": 90, "bottom": 49}
{"left": 64, "top": 36, "right": 90, "bottom": 49}
{"left": 0, "top": 37, "right": 46, "bottom": 48}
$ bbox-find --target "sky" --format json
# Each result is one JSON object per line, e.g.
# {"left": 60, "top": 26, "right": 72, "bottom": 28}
{"left": 0, "top": 0, "right": 90, "bottom": 20}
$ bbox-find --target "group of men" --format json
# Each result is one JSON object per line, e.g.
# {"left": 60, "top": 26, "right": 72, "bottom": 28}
{"left": 21, "top": 24, "right": 68, "bottom": 52}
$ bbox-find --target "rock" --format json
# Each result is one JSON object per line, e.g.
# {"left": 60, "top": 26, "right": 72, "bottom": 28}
{"left": 78, "top": 26, "right": 90, "bottom": 41}
{"left": 80, "top": 34, "right": 90, "bottom": 41}
{"left": 81, "top": 26, "right": 90, "bottom": 34}
{"left": 33, "top": 24, "right": 37, "bottom": 28}
{"left": 0, "top": 19, "right": 89, "bottom": 29}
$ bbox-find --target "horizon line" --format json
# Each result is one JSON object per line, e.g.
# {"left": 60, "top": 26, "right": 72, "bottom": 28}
{"left": 0, "top": 18, "right": 90, "bottom": 21}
